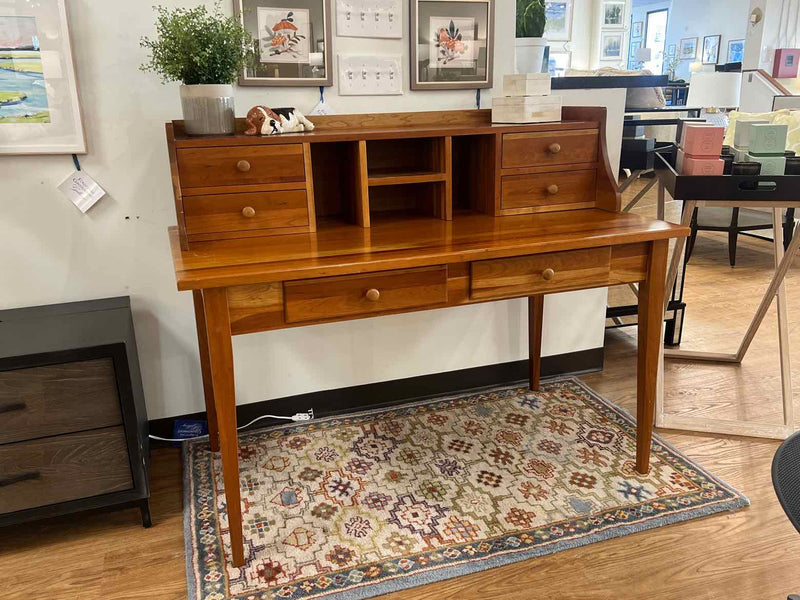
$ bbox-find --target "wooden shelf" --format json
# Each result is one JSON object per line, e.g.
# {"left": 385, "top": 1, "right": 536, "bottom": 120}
{"left": 367, "top": 169, "right": 447, "bottom": 187}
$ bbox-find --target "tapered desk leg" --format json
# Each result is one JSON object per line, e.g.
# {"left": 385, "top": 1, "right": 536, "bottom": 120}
{"left": 637, "top": 240, "right": 668, "bottom": 474}
{"left": 203, "top": 288, "right": 245, "bottom": 568}
{"left": 529, "top": 296, "right": 544, "bottom": 391}
{"left": 193, "top": 290, "right": 220, "bottom": 452}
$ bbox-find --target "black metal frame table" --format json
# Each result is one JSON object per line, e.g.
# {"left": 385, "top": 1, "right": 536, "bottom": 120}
{"left": 653, "top": 151, "right": 800, "bottom": 439}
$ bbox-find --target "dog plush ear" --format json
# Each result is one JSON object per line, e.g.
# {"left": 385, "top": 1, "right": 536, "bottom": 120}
{"left": 244, "top": 107, "right": 263, "bottom": 136}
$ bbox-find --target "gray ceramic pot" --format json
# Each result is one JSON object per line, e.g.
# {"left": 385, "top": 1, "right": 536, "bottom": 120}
{"left": 179, "top": 84, "right": 235, "bottom": 135}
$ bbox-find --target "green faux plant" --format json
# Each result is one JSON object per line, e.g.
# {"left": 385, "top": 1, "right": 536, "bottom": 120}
{"left": 516, "top": 0, "right": 547, "bottom": 38}
{"left": 140, "top": 3, "right": 253, "bottom": 85}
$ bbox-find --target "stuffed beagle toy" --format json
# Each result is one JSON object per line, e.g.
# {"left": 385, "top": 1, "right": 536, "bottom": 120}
{"left": 244, "top": 105, "right": 316, "bottom": 135}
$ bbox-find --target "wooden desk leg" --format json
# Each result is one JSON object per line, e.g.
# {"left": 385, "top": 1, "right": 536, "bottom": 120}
{"left": 193, "top": 290, "right": 220, "bottom": 452}
{"left": 637, "top": 240, "right": 668, "bottom": 474}
{"left": 529, "top": 296, "right": 544, "bottom": 391}
{"left": 203, "top": 288, "right": 245, "bottom": 568}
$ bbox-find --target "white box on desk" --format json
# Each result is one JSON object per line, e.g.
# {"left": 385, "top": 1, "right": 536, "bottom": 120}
{"left": 503, "top": 73, "right": 551, "bottom": 97}
{"left": 492, "top": 95, "right": 562, "bottom": 124}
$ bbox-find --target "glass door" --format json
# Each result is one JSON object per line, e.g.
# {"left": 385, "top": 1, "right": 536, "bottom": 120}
{"left": 644, "top": 9, "right": 668, "bottom": 73}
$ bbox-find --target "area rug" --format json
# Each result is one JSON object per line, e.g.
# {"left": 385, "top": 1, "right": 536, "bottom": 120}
{"left": 184, "top": 377, "right": 748, "bottom": 600}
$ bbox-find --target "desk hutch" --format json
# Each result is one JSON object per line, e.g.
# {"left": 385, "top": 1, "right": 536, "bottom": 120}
{"left": 165, "top": 107, "right": 687, "bottom": 567}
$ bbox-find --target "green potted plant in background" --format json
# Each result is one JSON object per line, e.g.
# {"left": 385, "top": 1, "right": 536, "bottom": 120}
{"left": 140, "top": 3, "right": 252, "bottom": 135}
{"left": 516, "top": 0, "right": 549, "bottom": 74}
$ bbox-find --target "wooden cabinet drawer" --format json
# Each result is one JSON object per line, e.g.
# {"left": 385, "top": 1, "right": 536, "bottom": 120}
{"left": 502, "top": 130, "right": 599, "bottom": 169}
{"left": 501, "top": 169, "right": 597, "bottom": 212}
{"left": 0, "top": 426, "right": 132, "bottom": 515}
{"left": 284, "top": 266, "right": 448, "bottom": 324}
{"left": 0, "top": 359, "right": 122, "bottom": 445}
{"left": 184, "top": 190, "right": 309, "bottom": 236}
{"left": 177, "top": 144, "right": 305, "bottom": 188}
{"left": 471, "top": 248, "right": 612, "bottom": 300}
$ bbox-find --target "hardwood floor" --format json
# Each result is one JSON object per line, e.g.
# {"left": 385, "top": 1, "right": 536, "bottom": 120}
{"left": 3, "top": 176, "right": 800, "bottom": 599}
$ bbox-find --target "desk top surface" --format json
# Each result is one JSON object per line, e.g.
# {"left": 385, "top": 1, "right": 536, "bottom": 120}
{"left": 170, "top": 209, "right": 687, "bottom": 291}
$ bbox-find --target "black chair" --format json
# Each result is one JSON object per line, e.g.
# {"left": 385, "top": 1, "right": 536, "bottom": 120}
{"left": 772, "top": 430, "right": 800, "bottom": 600}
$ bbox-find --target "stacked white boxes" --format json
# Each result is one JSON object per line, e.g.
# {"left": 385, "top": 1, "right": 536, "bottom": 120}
{"left": 492, "top": 73, "right": 562, "bottom": 124}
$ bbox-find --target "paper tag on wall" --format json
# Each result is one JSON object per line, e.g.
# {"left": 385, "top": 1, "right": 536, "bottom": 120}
{"left": 58, "top": 170, "right": 106, "bottom": 213}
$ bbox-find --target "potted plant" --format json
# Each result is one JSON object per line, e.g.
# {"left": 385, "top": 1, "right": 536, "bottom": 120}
{"left": 140, "top": 3, "right": 252, "bottom": 135}
{"left": 516, "top": 0, "right": 549, "bottom": 74}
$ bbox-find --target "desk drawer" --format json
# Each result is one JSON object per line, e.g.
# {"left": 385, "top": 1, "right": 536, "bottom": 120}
{"left": 0, "top": 426, "right": 132, "bottom": 515}
{"left": 501, "top": 169, "right": 597, "bottom": 211}
{"left": 0, "top": 359, "right": 122, "bottom": 445}
{"left": 471, "top": 248, "right": 613, "bottom": 299}
{"left": 184, "top": 190, "right": 309, "bottom": 236}
{"left": 502, "top": 130, "right": 599, "bottom": 169}
{"left": 177, "top": 144, "right": 305, "bottom": 188}
{"left": 284, "top": 267, "right": 448, "bottom": 324}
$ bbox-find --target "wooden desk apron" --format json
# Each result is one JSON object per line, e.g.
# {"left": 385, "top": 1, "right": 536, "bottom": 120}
{"left": 166, "top": 107, "right": 688, "bottom": 567}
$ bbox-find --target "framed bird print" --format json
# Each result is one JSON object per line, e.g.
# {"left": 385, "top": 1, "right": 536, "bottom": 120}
{"left": 410, "top": 0, "right": 494, "bottom": 90}
{"left": 234, "top": 0, "right": 332, "bottom": 86}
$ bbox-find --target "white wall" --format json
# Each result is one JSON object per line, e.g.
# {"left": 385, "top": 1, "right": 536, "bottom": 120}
{"left": 665, "top": 0, "right": 750, "bottom": 80}
{"left": 0, "top": 0, "right": 610, "bottom": 420}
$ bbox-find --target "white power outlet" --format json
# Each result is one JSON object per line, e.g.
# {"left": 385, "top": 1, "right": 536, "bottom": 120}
{"left": 338, "top": 54, "right": 403, "bottom": 95}
{"left": 336, "top": 0, "right": 402, "bottom": 39}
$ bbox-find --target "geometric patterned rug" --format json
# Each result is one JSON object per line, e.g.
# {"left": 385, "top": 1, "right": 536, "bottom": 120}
{"left": 183, "top": 378, "right": 748, "bottom": 600}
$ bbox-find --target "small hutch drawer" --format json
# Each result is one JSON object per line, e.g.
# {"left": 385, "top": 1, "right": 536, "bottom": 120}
{"left": 471, "top": 247, "right": 613, "bottom": 299}
{"left": 284, "top": 266, "right": 448, "bottom": 324}
{"left": 184, "top": 190, "right": 310, "bottom": 236}
{"left": 501, "top": 169, "right": 597, "bottom": 212}
{"left": 0, "top": 427, "right": 133, "bottom": 515}
{"left": 176, "top": 144, "right": 306, "bottom": 188}
{"left": 502, "top": 129, "right": 599, "bottom": 169}
{"left": 0, "top": 359, "right": 122, "bottom": 445}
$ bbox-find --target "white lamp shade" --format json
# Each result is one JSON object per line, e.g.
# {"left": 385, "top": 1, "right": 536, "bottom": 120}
{"left": 686, "top": 72, "right": 742, "bottom": 108}
{"left": 635, "top": 47, "right": 652, "bottom": 62}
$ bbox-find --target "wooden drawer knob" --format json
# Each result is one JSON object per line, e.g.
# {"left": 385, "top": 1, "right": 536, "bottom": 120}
{"left": 365, "top": 288, "right": 380, "bottom": 302}
{"left": 241, "top": 206, "right": 256, "bottom": 218}
{"left": 548, "top": 143, "right": 562, "bottom": 154}
{"left": 542, "top": 268, "right": 555, "bottom": 281}
{"left": 547, "top": 184, "right": 559, "bottom": 195}
{"left": 236, "top": 160, "right": 251, "bottom": 172}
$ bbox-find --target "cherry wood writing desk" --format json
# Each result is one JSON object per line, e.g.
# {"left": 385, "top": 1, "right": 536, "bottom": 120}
{"left": 166, "top": 108, "right": 688, "bottom": 566}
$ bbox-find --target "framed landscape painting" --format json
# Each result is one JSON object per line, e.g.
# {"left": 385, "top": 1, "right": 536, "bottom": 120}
{"left": 679, "top": 37, "right": 697, "bottom": 60}
{"left": 410, "top": 0, "right": 494, "bottom": 90}
{"left": 600, "top": 32, "right": 623, "bottom": 60}
{"left": 236, "top": 0, "right": 333, "bottom": 86}
{"left": 543, "top": 0, "right": 573, "bottom": 42}
{"left": 632, "top": 21, "right": 643, "bottom": 39}
{"left": 603, "top": 1, "right": 625, "bottom": 26}
{"left": 0, "top": 0, "right": 85, "bottom": 154}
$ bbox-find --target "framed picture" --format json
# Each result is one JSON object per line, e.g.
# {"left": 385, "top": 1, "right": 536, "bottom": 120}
{"left": 667, "top": 43, "right": 676, "bottom": 57}
{"left": 543, "top": 0, "right": 573, "bottom": 42}
{"left": 727, "top": 38, "right": 745, "bottom": 63}
{"left": 410, "top": 0, "right": 494, "bottom": 90}
{"left": 0, "top": 0, "right": 85, "bottom": 154}
{"left": 603, "top": 1, "right": 625, "bottom": 27}
{"left": 235, "top": 0, "right": 333, "bottom": 86}
{"left": 600, "top": 32, "right": 623, "bottom": 60}
{"left": 702, "top": 34, "right": 721, "bottom": 65}
{"left": 628, "top": 40, "right": 641, "bottom": 69}
{"left": 679, "top": 37, "right": 697, "bottom": 60}
{"left": 632, "top": 21, "right": 643, "bottom": 38}
{"left": 548, "top": 50, "right": 571, "bottom": 77}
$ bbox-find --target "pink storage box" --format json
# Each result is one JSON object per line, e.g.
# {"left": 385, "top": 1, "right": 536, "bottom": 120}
{"left": 683, "top": 154, "right": 724, "bottom": 175}
{"left": 773, "top": 48, "right": 800, "bottom": 79}
{"left": 679, "top": 124, "right": 725, "bottom": 157}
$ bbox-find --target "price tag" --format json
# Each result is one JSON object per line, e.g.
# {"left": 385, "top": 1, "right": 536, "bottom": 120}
{"left": 58, "top": 169, "right": 106, "bottom": 213}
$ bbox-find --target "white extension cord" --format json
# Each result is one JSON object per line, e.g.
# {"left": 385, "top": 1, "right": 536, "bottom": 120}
{"left": 149, "top": 409, "right": 314, "bottom": 442}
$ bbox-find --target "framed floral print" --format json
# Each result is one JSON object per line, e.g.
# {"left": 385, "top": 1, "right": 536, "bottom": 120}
{"left": 410, "top": 0, "right": 494, "bottom": 90}
{"left": 235, "top": 0, "right": 333, "bottom": 86}
{"left": 0, "top": 0, "right": 85, "bottom": 154}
